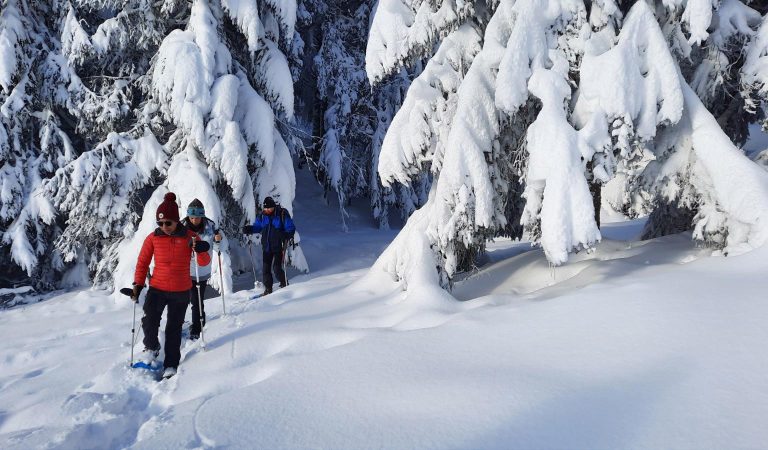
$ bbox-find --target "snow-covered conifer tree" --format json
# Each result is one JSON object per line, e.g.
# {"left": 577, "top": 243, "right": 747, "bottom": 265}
{"left": 0, "top": 0, "right": 98, "bottom": 288}
{"left": 368, "top": 0, "right": 768, "bottom": 291}
{"left": 369, "top": 72, "right": 431, "bottom": 229}
{"left": 1, "top": 0, "right": 308, "bottom": 290}
{"left": 314, "top": 1, "right": 374, "bottom": 230}
{"left": 298, "top": 0, "right": 426, "bottom": 229}
{"left": 37, "top": 0, "right": 172, "bottom": 288}
{"left": 113, "top": 0, "right": 308, "bottom": 291}
{"left": 742, "top": 9, "right": 768, "bottom": 129}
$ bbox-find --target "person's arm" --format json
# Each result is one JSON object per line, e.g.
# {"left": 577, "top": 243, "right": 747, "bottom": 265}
{"left": 283, "top": 212, "right": 296, "bottom": 236}
{"left": 205, "top": 219, "right": 222, "bottom": 252}
{"left": 242, "top": 215, "right": 265, "bottom": 235}
{"left": 192, "top": 233, "right": 212, "bottom": 266}
{"left": 253, "top": 215, "right": 266, "bottom": 233}
{"left": 134, "top": 234, "right": 154, "bottom": 286}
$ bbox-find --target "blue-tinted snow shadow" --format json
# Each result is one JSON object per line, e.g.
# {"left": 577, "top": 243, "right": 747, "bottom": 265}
{"left": 205, "top": 294, "right": 383, "bottom": 350}
{"left": 600, "top": 217, "right": 647, "bottom": 241}
{"left": 451, "top": 218, "right": 706, "bottom": 302}
{"left": 452, "top": 359, "right": 688, "bottom": 450}
{"left": 231, "top": 226, "right": 398, "bottom": 295}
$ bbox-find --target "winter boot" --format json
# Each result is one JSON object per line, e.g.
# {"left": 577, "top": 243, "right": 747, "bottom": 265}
{"left": 261, "top": 287, "right": 272, "bottom": 297}
{"left": 141, "top": 347, "right": 160, "bottom": 367}
{"left": 161, "top": 367, "right": 177, "bottom": 379}
{"left": 190, "top": 323, "right": 201, "bottom": 341}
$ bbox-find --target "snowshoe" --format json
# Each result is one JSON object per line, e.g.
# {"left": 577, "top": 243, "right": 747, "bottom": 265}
{"left": 132, "top": 348, "right": 161, "bottom": 371}
{"left": 251, "top": 288, "right": 272, "bottom": 300}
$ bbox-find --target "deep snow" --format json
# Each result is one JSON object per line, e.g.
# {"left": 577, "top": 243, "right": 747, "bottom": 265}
{"left": 1, "top": 178, "right": 767, "bottom": 449}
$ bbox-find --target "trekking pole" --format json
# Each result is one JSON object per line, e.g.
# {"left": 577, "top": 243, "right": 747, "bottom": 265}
{"left": 192, "top": 249, "right": 206, "bottom": 349}
{"left": 130, "top": 300, "right": 137, "bottom": 366}
{"left": 217, "top": 249, "right": 226, "bottom": 315}
{"left": 247, "top": 236, "right": 259, "bottom": 288}
{"left": 118, "top": 287, "right": 139, "bottom": 367}
{"left": 281, "top": 240, "right": 289, "bottom": 287}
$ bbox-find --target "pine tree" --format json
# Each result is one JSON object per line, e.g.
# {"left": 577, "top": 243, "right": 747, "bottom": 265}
{"left": 297, "top": 0, "right": 427, "bottom": 230}
{"left": 0, "top": 0, "right": 91, "bottom": 288}
{"left": 111, "top": 0, "right": 307, "bottom": 289}
{"left": 314, "top": 0, "right": 374, "bottom": 230}
{"left": 367, "top": 0, "right": 768, "bottom": 289}
{"left": 0, "top": 0, "right": 306, "bottom": 290}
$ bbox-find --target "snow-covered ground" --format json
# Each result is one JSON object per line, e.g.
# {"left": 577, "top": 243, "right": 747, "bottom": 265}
{"left": 1, "top": 180, "right": 767, "bottom": 449}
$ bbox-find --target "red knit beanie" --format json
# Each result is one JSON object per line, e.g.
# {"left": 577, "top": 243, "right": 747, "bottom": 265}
{"left": 156, "top": 192, "right": 180, "bottom": 222}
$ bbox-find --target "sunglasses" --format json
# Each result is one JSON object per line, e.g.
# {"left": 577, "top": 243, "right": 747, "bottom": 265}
{"left": 157, "top": 220, "right": 175, "bottom": 227}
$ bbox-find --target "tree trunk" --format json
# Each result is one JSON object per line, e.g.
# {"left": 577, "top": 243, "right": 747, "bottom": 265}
{"left": 586, "top": 160, "right": 601, "bottom": 228}
{"left": 590, "top": 180, "right": 601, "bottom": 229}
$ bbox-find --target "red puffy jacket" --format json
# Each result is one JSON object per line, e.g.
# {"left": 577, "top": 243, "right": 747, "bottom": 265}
{"left": 133, "top": 225, "right": 211, "bottom": 292}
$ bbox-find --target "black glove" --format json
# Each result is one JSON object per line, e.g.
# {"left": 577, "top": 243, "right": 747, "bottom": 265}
{"left": 132, "top": 284, "right": 144, "bottom": 303}
{"left": 242, "top": 225, "right": 254, "bottom": 235}
{"left": 192, "top": 240, "right": 210, "bottom": 253}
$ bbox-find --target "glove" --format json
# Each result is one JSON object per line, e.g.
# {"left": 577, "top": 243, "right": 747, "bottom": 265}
{"left": 242, "top": 225, "right": 254, "bottom": 235}
{"left": 132, "top": 284, "right": 144, "bottom": 303}
{"left": 192, "top": 240, "right": 210, "bottom": 253}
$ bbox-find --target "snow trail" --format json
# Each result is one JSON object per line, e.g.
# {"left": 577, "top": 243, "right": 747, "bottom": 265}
{"left": 1, "top": 197, "right": 768, "bottom": 448}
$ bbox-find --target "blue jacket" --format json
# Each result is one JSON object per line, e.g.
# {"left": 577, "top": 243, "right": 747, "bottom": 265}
{"left": 248, "top": 207, "right": 296, "bottom": 253}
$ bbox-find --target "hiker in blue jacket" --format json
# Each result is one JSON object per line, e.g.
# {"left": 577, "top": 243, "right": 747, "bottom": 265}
{"left": 242, "top": 196, "right": 296, "bottom": 296}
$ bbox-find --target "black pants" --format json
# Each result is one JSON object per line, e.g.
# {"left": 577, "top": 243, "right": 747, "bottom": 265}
{"left": 190, "top": 279, "right": 207, "bottom": 334}
{"left": 142, "top": 288, "right": 189, "bottom": 369}
{"left": 263, "top": 250, "right": 287, "bottom": 290}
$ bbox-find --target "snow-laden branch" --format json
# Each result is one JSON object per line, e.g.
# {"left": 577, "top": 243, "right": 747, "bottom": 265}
{"left": 682, "top": 0, "right": 717, "bottom": 45}
{"left": 370, "top": 187, "right": 456, "bottom": 304}
{"left": 205, "top": 75, "right": 254, "bottom": 209}
{"left": 522, "top": 68, "right": 601, "bottom": 265}
{"left": 0, "top": 0, "right": 26, "bottom": 93}
{"left": 425, "top": 0, "right": 515, "bottom": 241}
{"left": 61, "top": 5, "right": 92, "bottom": 65}
{"left": 221, "top": 0, "right": 264, "bottom": 52}
{"left": 681, "top": 79, "right": 768, "bottom": 252}
{"left": 263, "top": 0, "right": 297, "bottom": 44}
{"left": 708, "top": 0, "right": 762, "bottom": 46}
{"left": 574, "top": 0, "right": 684, "bottom": 140}
{"left": 366, "top": 0, "right": 475, "bottom": 84}
{"left": 378, "top": 24, "right": 481, "bottom": 187}
{"left": 742, "top": 14, "right": 768, "bottom": 99}
{"left": 257, "top": 38, "right": 295, "bottom": 119}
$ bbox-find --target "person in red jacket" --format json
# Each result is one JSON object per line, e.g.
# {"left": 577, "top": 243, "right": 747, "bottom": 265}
{"left": 132, "top": 192, "right": 211, "bottom": 378}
